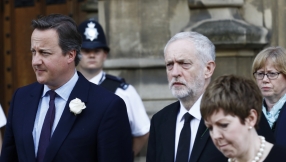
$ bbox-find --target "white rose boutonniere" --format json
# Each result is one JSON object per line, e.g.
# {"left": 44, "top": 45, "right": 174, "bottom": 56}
{"left": 69, "top": 98, "right": 86, "bottom": 115}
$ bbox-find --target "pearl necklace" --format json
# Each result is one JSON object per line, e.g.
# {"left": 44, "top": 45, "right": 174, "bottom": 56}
{"left": 228, "top": 136, "right": 265, "bottom": 162}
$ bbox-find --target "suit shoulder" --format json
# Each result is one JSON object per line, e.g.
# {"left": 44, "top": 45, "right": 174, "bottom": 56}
{"left": 105, "top": 74, "right": 129, "bottom": 90}
{"left": 152, "top": 101, "right": 180, "bottom": 119}
{"left": 105, "top": 74, "right": 126, "bottom": 83}
{"left": 20, "top": 82, "right": 40, "bottom": 88}
{"left": 15, "top": 82, "right": 41, "bottom": 93}
{"left": 89, "top": 81, "right": 117, "bottom": 96}
{"left": 88, "top": 81, "right": 124, "bottom": 102}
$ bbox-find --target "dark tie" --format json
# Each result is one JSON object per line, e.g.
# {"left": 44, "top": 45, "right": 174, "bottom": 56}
{"left": 176, "top": 113, "right": 193, "bottom": 162}
{"left": 37, "top": 90, "right": 56, "bottom": 162}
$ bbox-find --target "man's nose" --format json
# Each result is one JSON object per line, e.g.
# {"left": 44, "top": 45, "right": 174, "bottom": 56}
{"left": 171, "top": 64, "right": 181, "bottom": 77}
{"left": 32, "top": 53, "right": 42, "bottom": 65}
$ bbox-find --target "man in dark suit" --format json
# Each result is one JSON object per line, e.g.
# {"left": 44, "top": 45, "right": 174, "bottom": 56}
{"left": 0, "top": 14, "right": 133, "bottom": 162}
{"left": 146, "top": 32, "right": 227, "bottom": 162}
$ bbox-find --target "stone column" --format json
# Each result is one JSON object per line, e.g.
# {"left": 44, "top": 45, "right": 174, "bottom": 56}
{"left": 81, "top": 0, "right": 98, "bottom": 20}
{"left": 271, "top": 0, "right": 286, "bottom": 47}
{"left": 103, "top": 0, "right": 175, "bottom": 118}
{"left": 185, "top": 0, "right": 269, "bottom": 49}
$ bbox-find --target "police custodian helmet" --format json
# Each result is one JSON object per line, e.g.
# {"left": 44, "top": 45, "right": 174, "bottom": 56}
{"left": 78, "top": 19, "right": 110, "bottom": 52}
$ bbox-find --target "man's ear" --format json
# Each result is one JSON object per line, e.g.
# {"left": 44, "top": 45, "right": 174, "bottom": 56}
{"left": 246, "top": 109, "right": 258, "bottom": 127}
{"left": 205, "top": 61, "right": 216, "bottom": 79}
{"left": 67, "top": 50, "right": 76, "bottom": 64}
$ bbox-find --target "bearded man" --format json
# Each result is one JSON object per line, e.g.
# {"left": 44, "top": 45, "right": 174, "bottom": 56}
{"left": 146, "top": 32, "right": 227, "bottom": 162}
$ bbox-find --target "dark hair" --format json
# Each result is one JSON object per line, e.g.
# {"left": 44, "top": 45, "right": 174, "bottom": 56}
{"left": 201, "top": 75, "right": 262, "bottom": 128}
{"left": 31, "top": 14, "right": 82, "bottom": 66}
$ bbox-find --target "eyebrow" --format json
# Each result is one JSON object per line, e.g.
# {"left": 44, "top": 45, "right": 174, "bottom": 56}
{"left": 208, "top": 118, "right": 227, "bottom": 124}
{"left": 166, "top": 58, "right": 192, "bottom": 63}
{"left": 257, "top": 70, "right": 279, "bottom": 72}
{"left": 165, "top": 59, "right": 173, "bottom": 63}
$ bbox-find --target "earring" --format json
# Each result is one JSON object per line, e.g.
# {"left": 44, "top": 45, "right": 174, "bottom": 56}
{"left": 248, "top": 126, "right": 253, "bottom": 130}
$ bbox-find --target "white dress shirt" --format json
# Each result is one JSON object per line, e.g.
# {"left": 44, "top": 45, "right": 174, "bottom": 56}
{"left": 174, "top": 95, "right": 202, "bottom": 162}
{"left": 32, "top": 71, "right": 78, "bottom": 156}
{"left": 89, "top": 71, "right": 150, "bottom": 136}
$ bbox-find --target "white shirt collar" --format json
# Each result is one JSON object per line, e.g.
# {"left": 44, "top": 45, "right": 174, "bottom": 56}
{"left": 89, "top": 70, "right": 104, "bottom": 85}
{"left": 178, "top": 95, "right": 203, "bottom": 122}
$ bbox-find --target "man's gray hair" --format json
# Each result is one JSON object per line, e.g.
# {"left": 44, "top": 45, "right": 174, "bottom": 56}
{"left": 164, "top": 31, "right": 215, "bottom": 64}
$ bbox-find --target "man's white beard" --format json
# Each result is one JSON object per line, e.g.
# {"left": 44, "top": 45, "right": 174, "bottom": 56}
{"left": 169, "top": 76, "right": 204, "bottom": 100}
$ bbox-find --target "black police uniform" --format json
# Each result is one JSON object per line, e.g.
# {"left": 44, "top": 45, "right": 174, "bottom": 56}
{"left": 100, "top": 74, "right": 129, "bottom": 93}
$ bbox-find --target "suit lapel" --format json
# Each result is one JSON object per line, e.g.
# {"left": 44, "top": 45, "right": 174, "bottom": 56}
{"left": 189, "top": 119, "right": 209, "bottom": 162}
{"left": 257, "top": 112, "right": 275, "bottom": 143}
{"left": 44, "top": 73, "right": 90, "bottom": 162}
{"left": 161, "top": 102, "right": 180, "bottom": 162}
{"left": 274, "top": 102, "right": 286, "bottom": 146}
{"left": 23, "top": 83, "right": 44, "bottom": 162}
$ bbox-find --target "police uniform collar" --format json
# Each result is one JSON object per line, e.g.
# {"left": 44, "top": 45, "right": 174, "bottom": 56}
{"left": 89, "top": 71, "right": 105, "bottom": 85}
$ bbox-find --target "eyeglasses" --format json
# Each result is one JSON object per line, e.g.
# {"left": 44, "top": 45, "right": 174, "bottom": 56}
{"left": 253, "top": 72, "right": 281, "bottom": 80}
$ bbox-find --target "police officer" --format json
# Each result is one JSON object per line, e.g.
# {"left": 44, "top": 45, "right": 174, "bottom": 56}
{"left": 77, "top": 19, "right": 150, "bottom": 156}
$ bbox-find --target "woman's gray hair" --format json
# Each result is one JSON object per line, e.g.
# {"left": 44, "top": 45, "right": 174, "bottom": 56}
{"left": 164, "top": 31, "right": 215, "bottom": 64}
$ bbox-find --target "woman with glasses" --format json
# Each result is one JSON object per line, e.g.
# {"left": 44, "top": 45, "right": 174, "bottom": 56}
{"left": 252, "top": 46, "right": 286, "bottom": 148}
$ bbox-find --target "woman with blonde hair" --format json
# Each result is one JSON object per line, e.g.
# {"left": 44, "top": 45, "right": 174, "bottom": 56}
{"left": 252, "top": 46, "right": 286, "bottom": 148}
{"left": 201, "top": 75, "right": 286, "bottom": 162}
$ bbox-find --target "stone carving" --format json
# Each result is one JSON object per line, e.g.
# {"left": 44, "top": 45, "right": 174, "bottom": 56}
{"left": 185, "top": 0, "right": 269, "bottom": 48}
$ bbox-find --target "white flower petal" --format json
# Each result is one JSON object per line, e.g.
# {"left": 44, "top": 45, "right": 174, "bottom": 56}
{"left": 69, "top": 98, "right": 86, "bottom": 115}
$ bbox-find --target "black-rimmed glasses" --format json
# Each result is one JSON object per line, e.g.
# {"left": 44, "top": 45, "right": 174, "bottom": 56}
{"left": 253, "top": 72, "right": 281, "bottom": 80}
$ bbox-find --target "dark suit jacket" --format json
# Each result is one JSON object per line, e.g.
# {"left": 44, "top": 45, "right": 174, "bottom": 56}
{"left": 264, "top": 144, "right": 286, "bottom": 162}
{"left": 204, "top": 145, "right": 286, "bottom": 162}
{"left": 257, "top": 101, "right": 286, "bottom": 148}
{"left": 0, "top": 72, "right": 133, "bottom": 162}
{"left": 146, "top": 101, "right": 227, "bottom": 162}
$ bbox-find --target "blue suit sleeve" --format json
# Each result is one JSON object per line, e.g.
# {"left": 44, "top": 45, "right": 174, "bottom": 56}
{"left": 97, "top": 96, "right": 133, "bottom": 162}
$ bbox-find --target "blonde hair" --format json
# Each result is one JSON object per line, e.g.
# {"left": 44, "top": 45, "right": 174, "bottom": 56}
{"left": 252, "top": 46, "right": 286, "bottom": 78}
